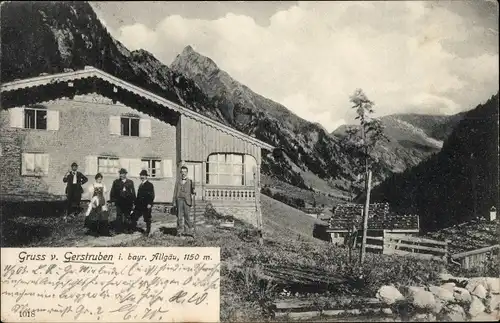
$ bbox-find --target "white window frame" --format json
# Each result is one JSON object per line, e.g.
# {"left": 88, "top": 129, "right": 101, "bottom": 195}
{"left": 97, "top": 156, "right": 120, "bottom": 175}
{"left": 24, "top": 108, "right": 47, "bottom": 130}
{"left": 141, "top": 159, "right": 162, "bottom": 178}
{"left": 184, "top": 162, "right": 202, "bottom": 185}
{"left": 22, "top": 152, "right": 49, "bottom": 177}
{"left": 120, "top": 116, "right": 140, "bottom": 137}
{"left": 206, "top": 153, "right": 245, "bottom": 186}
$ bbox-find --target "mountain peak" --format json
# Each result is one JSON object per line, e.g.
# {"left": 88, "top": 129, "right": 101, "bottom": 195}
{"left": 182, "top": 45, "right": 195, "bottom": 54}
{"left": 171, "top": 45, "right": 220, "bottom": 79}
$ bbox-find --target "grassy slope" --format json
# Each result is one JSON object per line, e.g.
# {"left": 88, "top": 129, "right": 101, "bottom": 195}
{"left": 262, "top": 175, "right": 348, "bottom": 209}
{"left": 1, "top": 197, "right": 448, "bottom": 321}
{"left": 261, "top": 194, "right": 329, "bottom": 243}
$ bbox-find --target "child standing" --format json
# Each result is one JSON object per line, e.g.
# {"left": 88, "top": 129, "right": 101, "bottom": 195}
{"left": 84, "top": 173, "right": 111, "bottom": 236}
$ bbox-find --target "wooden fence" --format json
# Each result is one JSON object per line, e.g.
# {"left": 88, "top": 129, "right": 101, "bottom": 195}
{"left": 451, "top": 245, "right": 499, "bottom": 270}
{"left": 362, "top": 231, "right": 449, "bottom": 261}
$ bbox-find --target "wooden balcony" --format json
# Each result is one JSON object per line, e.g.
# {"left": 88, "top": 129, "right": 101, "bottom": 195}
{"left": 203, "top": 185, "right": 256, "bottom": 201}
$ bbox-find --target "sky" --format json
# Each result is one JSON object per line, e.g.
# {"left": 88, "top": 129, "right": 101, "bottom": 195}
{"left": 91, "top": 1, "right": 499, "bottom": 132}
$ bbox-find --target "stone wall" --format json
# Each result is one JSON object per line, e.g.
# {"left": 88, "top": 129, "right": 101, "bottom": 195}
{"left": 208, "top": 200, "right": 258, "bottom": 227}
{"left": 376, "top": 274, "right": 500, "bottom": 321}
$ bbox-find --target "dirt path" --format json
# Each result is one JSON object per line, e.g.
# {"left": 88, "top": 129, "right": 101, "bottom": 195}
{"left": 69, "top": 215, "right": 207, "bottom": 247}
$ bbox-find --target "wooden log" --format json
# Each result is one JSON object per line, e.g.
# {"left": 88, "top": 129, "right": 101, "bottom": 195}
{"left": 385, "top": 234, "right": 449, "bottom": 246}
{"left": 385, "top": 248, "right": 445, "bottom": 260}
{"left": 383, "top": 239, "right": 447, "bottom": 254}
{"left": 274, "top": 311, "right": 320, "bottom": 320}
{"left": 451, "top": 244, "right": 500, "bottom": 259}
{"left": 366, "top": 244, "right": 383, "bottom": 250}
{"left": 274, "top": 297, "right": 382, "bottom": 311}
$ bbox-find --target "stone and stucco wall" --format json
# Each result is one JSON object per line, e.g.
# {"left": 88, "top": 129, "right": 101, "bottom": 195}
{"left": 0, "top": 93, "right": 177, "bottom": 202}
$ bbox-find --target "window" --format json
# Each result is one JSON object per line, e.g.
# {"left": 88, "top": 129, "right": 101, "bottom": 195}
{"left": 121, "top": 117, "right": 140, "bottom": 137}
{"left": 98, "top": 157, "right": 120, "bottom": 175}
{"left": 185, "top": 163, "right": 202, "bottom": 184}
{"left": 206, "top": 153, "right": 245, "bottom": 186}
{"left": 22, "top": 153, "right": 49, "bottom": 176}
{"left": 141, "top": 159, "right": 161, "bottom": 178}
{"left": 24, "top": 108, "right": 47, "bottom": 129}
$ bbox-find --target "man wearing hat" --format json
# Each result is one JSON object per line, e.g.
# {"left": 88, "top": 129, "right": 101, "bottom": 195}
{"left": 63, "top": 162, "right": 88, "bottom": 218}
{"left": 132, "top": 169, "right": 155, "bottom": 236}
{"left": 110, "top": 168, "right": 136, "bottom": 233}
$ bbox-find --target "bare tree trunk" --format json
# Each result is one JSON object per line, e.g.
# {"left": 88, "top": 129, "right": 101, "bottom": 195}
{"left": 360, "top": 170, "right": 372, "bottom": 263}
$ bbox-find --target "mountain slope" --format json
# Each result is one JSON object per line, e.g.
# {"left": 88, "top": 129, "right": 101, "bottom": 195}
{"left": 0, "top": 1, "right": 312, "bottom": 189}
{"left": 332, "top": 113, "right": 465, "bottom": 173}
{"left": 170, "top": 46, "right": 370, "bottom": 190}
{"left": 1, "top": 1, "right": 477, "bottom": 203}
{"left": 368, "top": 94, "right": 499, "bottom": 232}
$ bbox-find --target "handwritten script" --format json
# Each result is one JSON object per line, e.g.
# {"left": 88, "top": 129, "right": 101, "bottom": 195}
{"left": 1, "top": 247, "right": 220, "bottom": 322}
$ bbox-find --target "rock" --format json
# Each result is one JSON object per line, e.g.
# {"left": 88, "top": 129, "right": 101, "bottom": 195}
{"left": 411, "top": 313, "right": 436, "bottom": 322}
{"left": 470, "top": 311, "right": 499, "bottom": 322}
{"left": 487, "top": 278, "right": 500, "bottom": 294}
{"left": 376, "top": 285, "right": 404, "bottom": 305}
{"left": 408, "top": 286, "right": 427, "bottom": 294}
{"left": 440, "top": 273, "right": 469, "bottom": 285}
{"left": 469, "top": 296, "right": 486, "bottom": 317}
{"left": 381, "top": 308, "right": 393, "bottom": 315}
{"left": 467, "top": 277, "right": 500, "bottom": 294}
{"left": 454, "top": 287, "right": 472, "bottom": 303}
{"left": 442, "top": 304, "right": 466, "bottom": 321}
{"left": 440, "top": 273, "right": 454, "bottom": 281}
{"left": 432, "top": 300, "right": 444, "bottom": 315}
{"left": 429, "top": 286, "right": 455, "bottom": 302}
{"left": 440, "top": 282, "right": 456, "bottom": 291}
{"left": 472, "top": 284, "right": 488, "bottom": 299}
{"left": 408, "top": 288, "right": 436, "bottom": 309}
{"left": 487, "top": 294, "right": 500, "bottom": 312}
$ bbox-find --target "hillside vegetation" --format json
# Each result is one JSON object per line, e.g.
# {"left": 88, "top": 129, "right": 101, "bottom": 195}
{"left": 369, "top": 94, "right": 499, "bottom": 232}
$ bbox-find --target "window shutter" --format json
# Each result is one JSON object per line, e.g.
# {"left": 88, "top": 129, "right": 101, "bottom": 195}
{"left": 21, "top": 153, "right": 33, "bottom": 175}
{"left": 162, "top": 159, "right": 172, "bottom": 178}
{"left": 47, "top": 110, "right": 60, "bottom": 131}
{"left": 139, "top": 119, "right": 151, "bottom": 138}
{"left": 84, "top": 156, "right": 98, "bottom": 176}
{"left": 194, "top": 164, "right": 202, "bottom": 184}
{"left": 129, "top": 159, "right": 143, "bottom": 177}
{"left": 9, "top": 108, "right": 24, "bottom": 128}
{"left": 186, "top": 164, "right": 194, "bottom": 180}
{"left": 41, "top": 154, "right": 50, "bottom": 175}
{"left": 109, "top": 116, "right": 121, "bottom": 135}
{"left": 119, "top": 158, "right": 132, "bottom": 174}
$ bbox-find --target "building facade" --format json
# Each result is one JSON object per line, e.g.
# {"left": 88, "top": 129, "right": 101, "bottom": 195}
{"left": 0, "top": 67, "right": 273, "bottom": 225}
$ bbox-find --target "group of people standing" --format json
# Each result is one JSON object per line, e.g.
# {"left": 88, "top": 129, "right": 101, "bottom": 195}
{"left": 63, "top": 162, "right": 195, "bottom": 238}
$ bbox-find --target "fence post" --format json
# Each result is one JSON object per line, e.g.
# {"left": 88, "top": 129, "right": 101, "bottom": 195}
{"left": 382, "top": 230, "right": 385, "bottom": 254}
{"left": 443, "top": 240, "right": 451, "bottom": 262}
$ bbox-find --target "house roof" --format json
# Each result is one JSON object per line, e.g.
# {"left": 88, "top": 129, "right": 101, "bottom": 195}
{"left": 332, "top": 203, "right": 390, "bottom": 222}
{"left": 0, "top": 66, "right": 274, "bottom": 151}
{"left": 327, "top": 203, "right": 419, "bottom": 232}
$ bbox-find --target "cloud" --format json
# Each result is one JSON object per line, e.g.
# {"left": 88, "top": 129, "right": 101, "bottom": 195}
{"left": 113, "top": 1, "right": 498, "bottom": 132}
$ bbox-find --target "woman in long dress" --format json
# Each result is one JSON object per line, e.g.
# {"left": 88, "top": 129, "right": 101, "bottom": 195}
{"left": 84, "top": 173, "right": 111, "bottom": 236}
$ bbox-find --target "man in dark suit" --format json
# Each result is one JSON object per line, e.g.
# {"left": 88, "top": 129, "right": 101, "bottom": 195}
{"left": 133, "top": 170, "right": 155, "bottom": 236}
{"left": 63, "top": 162, "right": 88, "bottom": 218}
{"left": 110, "top": 168, "right": 136, "bottom": 234}
{"left": 173, "top": 165, "right": 196, "bottom": 237}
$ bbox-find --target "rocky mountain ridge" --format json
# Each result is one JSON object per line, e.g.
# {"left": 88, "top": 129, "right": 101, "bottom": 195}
{"left": 0, "top": 1, "right": 476, "bottom": 200}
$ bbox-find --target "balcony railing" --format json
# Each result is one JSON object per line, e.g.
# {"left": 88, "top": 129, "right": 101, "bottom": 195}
{"left": 204, "top": 186, "right": 256, "bottom": 201}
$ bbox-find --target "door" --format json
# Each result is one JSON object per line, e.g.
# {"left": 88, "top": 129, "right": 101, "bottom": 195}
{"left": 184, "top": 162, "right": 203, "bottom": 200}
